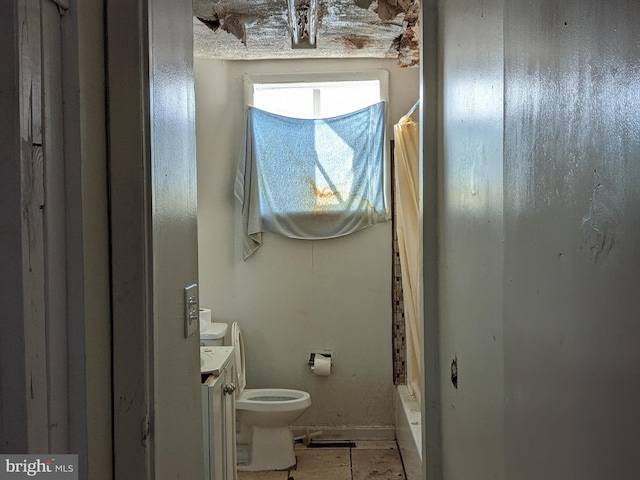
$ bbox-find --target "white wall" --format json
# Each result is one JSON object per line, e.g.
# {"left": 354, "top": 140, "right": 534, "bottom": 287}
{"left": 433, "top": 0, "right": 640, "bottom": 478}
{"left": 195, "top": 58, "right": 419, "bottom": 430}
{"left": 437, "top": 0, "right": 505, "bottom": 478}
{"left": 504, "top": 1, "right": 640, "bottom": 478}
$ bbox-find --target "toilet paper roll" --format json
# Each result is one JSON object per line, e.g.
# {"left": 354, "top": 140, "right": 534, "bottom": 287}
{"left": 199, "top": 308, "right": 211, "bottom": 331}
{"left": 312, "top": 354, "right": 331, "bottom": 376}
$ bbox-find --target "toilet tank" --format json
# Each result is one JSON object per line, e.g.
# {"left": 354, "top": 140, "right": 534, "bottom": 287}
{"left": 200, "top": 322, "right": 228, "bottom": 346}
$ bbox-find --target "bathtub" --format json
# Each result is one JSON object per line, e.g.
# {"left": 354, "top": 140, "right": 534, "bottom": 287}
{"left": 395, "top": 385, "right": 422, "bottom": 480}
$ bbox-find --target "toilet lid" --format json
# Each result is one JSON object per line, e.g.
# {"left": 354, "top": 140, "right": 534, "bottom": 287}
{"left": 231, "top": 322, "right": 246, "bottom": 396}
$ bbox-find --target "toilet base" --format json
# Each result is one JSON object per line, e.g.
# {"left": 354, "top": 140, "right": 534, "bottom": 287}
{"left": 237, "top": 425, "right": 296, "bottom": 471}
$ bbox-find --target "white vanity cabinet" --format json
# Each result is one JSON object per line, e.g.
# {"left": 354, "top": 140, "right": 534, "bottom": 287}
{"left": 201, "top": 346, "right": 237, "bottom": 480}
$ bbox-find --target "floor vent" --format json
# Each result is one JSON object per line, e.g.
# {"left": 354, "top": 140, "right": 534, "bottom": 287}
{"left": 306, "top": 441, "right": 356, "bottom": 448}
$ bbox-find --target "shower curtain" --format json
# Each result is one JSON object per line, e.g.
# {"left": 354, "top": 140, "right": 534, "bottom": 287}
{"left": 394, "top": 112, "right": 421, "bottom": 403}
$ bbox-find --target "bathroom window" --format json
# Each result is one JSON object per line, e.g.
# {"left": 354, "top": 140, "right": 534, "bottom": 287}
{"left": 236, "top": 72, "right": 390, "bottom": 258}
{"left": 244, "top": 71, "right": 389, "bottom": 119}
{"left": 252, "top": 80, "right": 382, "bottom": 119}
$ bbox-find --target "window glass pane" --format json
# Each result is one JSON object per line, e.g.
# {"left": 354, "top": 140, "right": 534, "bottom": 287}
{"left": 253, "top": 87, "right": 315, "bottom": 118}
{"left": 253, "top": 80, "right": 380, "bottom": 119}
{"left": 318, "top": 81, "right": 380, "bottom": 118}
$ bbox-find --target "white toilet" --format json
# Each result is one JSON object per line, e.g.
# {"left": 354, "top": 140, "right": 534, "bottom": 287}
{"left": 232, "top": 322, "right": 311, "bottom": 471}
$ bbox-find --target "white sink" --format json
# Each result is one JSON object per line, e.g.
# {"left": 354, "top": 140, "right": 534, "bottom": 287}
{"left": 200, "top": 346, "right": 234, "bottom": 375}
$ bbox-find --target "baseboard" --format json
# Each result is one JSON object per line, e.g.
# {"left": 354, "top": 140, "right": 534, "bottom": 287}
{"left": 291, "top": 425, "right": 396, "bottom": 442}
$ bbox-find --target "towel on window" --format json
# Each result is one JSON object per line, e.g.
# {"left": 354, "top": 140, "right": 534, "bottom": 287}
{"left": 234, "top": 102, "right": 388, "bottom": 260}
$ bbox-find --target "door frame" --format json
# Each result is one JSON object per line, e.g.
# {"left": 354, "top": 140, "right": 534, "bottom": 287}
{"left": 107, "top": 0, "right": 202, "bottom": 477}
{"left": 1, "top": 2, "right": 112, "bottom": 477}
{"left": 107, "top": 0, "right": 154, "bottom": 477}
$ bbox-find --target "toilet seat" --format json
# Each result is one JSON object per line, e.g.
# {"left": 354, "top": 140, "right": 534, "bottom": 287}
{"left": 231, "top": 321, "right": 247, "bottom": 396}
{"left": 237, "top": 388, "right": 311, "bottom": 412}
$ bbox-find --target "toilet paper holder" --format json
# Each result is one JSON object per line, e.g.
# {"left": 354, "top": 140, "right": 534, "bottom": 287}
{"left": 308, "top": 352, "right": 332, "bottom": 367}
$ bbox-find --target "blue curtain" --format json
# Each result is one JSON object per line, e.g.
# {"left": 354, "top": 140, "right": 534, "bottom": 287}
{"left": 235, "top": 102, "right": 388, "bottom": 259}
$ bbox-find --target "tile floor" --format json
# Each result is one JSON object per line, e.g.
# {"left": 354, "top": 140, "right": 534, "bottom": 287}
{"left": 237, "top": 440, "right": 406, "bottom": 480}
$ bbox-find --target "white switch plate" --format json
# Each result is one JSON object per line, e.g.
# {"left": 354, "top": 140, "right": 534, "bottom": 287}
{"left": 184, "top": 284, "right": 199, "bottom": 338}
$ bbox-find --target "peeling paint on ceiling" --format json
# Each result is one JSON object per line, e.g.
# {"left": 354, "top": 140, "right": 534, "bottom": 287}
{"left": 193, "top": 0, "right": 420, "bottom": 67}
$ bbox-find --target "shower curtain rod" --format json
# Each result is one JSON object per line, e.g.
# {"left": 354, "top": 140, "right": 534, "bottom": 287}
{"left": 404, "top": 99, "right": 420, "bottom": 118}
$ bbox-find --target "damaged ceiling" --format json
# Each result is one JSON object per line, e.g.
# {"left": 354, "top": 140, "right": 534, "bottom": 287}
{"left": 193, "top": 0, "right": 420, "bottom": 67}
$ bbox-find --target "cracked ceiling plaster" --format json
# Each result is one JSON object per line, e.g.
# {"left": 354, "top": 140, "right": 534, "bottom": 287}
{"left": 193, "top": 0, "right": 420, "bottom": 67}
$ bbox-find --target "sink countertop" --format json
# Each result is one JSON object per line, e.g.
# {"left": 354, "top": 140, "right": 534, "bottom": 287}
{"left": 200, "top": 345, "right": 234, "bottom": 375}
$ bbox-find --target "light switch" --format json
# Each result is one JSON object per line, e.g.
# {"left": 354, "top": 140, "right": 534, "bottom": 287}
{"left": 184, "top": 284, "right": 199, "bottom": 338}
